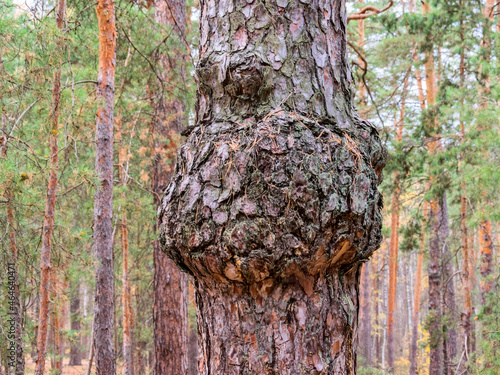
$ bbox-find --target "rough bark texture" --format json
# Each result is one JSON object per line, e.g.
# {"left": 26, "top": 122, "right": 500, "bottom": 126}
{"left": 158, "top": 0, "right": 386, "bottom": 372}
{"left": 35, "top": 2, "right": 64, "bottom": 373}
{"left": 93, "top": 0, "right": 116, "bottom": 374}
{"left": 152, "top": 0, "right": 190, "bottom": 373}
{"left": 69, "top": 282, "right": 82, "bottom": 366}
{"left": 6, "top": 188, "right": 24, "bottom": 375}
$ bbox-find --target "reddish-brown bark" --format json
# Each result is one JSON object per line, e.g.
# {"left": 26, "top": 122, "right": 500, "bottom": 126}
{"left": 158, "top": 0, "right": 386, "bottom": 372}
{"left": 152, "top": 0, "right": 189, "bottom": 373}
{"left": 117, "top": 119, "right": 134, "bottom": 375}
{"left": 479, "top": 220, "right": 494, "bottom": 302}
{"left": 387, "top": 65, "right": 408, "bottom": 372}
{"left": 35, "top": 2, "right": 65, "bottom": 374}
{"left": 93, "top": 0, "right": 117, "bottom": 374}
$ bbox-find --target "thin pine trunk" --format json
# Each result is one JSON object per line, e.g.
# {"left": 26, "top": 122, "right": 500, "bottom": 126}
{"left": 479, "top": 220, "right": 494, "bottom": 303}
{"left": 6, "top": 188, "right": 24, "bottom": 375}
{"left": 93, "top": 0, "right": 117, "bottom": 374}
{"left": 35, "top": 1, "right": 65, "bottom": 373}
{"left": 69, "top": 282, "right": 82, "bottom": 366}
{"left": 152, "top": 0, "right": 189, "bottom": 373}
{"left": 52, "top": 274, "right": 63, "bottom": 374}
{"left": 409, "top": 212, "right": 426, "bottom": 375}
{"left": 117, "top": 117, "right": 134, "bottom": 375}
{"left": 387, "top": 65, "right": 409, "bottom": 372}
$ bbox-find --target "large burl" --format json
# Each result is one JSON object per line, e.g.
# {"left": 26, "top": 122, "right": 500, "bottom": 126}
{"left": 158, "top": 0, "right": 386, "bottom": 373}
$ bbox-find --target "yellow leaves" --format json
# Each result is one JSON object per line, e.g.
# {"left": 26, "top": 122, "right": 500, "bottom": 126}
{"left": 80, "top": 231, "right": 85, "bottom": 236}
{"left": 51, "top": 129, "right": 58, "bottom": 134}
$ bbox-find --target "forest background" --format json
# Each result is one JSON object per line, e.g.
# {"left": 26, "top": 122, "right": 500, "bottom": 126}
{"left": 0, "top": 0, "right": 499, "bottom": 374}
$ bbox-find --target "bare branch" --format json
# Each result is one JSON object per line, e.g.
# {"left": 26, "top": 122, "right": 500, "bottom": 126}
{"left": 347, "top": 1, "right": 394, "bottom": 22}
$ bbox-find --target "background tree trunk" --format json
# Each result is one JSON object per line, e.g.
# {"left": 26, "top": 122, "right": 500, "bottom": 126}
{"left": 152, "top": 0, "right": 189, "bottom": 373}
{"left": 35, "top": 1, "right": 65, "bottom": 373}
{"left": 158, "top": 0, "right": 386, "bottom": 372}
{"left": 69, "top": 282, "right": 82, "bottom": 366}
{"left": 6, "top": 188, "right": 24, "bottom": 375}
{"left": 93, "top": 0, "right": 117, "bottom": 374}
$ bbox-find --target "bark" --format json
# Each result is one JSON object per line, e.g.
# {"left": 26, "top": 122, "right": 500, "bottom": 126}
{"left": 428, "top": 200, "right": 443, "bottom": 375}
{"left": 152, "top": 0, "right": 190, "bottom": 373}
{"left": 409, "top": 219, "right": 425, "bottom": 375}
{"left": 52, "top": 273, "right": 63, "bottom": 374}
{"left": 158, "top": 0, "right": 387, "bottom": 372}
{"left": 479, "top": 220, "right": 494, "bottom": 303}
{"left": 440, "top": 194, "right": 458, "bottom": 375}
{"left": 35, "top": 1, "right": 65, "bottom": 373}
{"left": 117, "top": 118, "right": 134, "bottom": 375}
{"left": 69, "top": 282, "right": 82, "bottom": 366}
{"left": 6, "top": 188, "right": 24, "bottom": 375}
{"left": 458, "top": 9, "right": 473, "bottom": 365}
{"left": 387, "top": 66, "right": 408, "bottom": 373}
{"left": 93, "top": 0, "right": 117, "bottom": 374}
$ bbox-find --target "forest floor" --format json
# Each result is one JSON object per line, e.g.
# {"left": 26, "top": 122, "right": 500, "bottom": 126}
{"left": 25, "top": 358, "right": 95, "bottom": 374}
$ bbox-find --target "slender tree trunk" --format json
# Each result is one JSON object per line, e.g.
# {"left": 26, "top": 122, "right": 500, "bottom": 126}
{"left": 69, "top": 282, "right": 82, "bottom": 366}
{"left": 117, "top": 117, "right": 134, "bottom": 375}
{"left": 387, "top": 65, "right": 409, "bottom": 373}
{"left": 359, "top": 264, "right": 372, "bottom": 366}
{"left": 428, "top": 200, "right": 443, "bottom": 375}
{"left": 35, "top": 1, "right": 65, "bottom": 373}
{"left": 478, "top": 0, "right": 496, "bottom": 308}
{"left": 93, "top": 0, "right": 117, "bottom": 374}
{"left": 6, "top": 188, "right": 24, "bottom": 375}
{"left": 458, "top": 7, "right": 473, "bottom": 365}
{"left": 409, "top": 212, "right": 426, "bottom": 375}
{"left": 479, "top": 220, "right": 494, "bottom": 303}
{"left": 158, "top": 0, "right": 386, "bottom": 372}
{"left": 52, "top": 273, "right": 63, "bottom": 374}
{"left": 440, "top": 194, "right": 458, "bottom": 375}
{"left": 152, "top": 0, "right": 189, "bottom": 373}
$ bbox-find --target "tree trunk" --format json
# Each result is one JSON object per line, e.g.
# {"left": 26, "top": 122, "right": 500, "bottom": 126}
{"left": 387, "top": 64, "right": 408, "bottom": 373}
{"left": 5, "top": 188, "right": 24, "bottom": 375}
{"left": 93, "top": 0, "right": 117, "bottom": 374}
{"left": 479, "top": 220, "right": 494, "bottom": 303}
{"left": 158, "top": 0, "right": 386, "bottom": 372}
{"left": 428, "top": 200, "right": 443, "bottom": 375}
{"left": 152, "top": 0, "right": 189, "bottom": 373}
{"left": 52, "top": 273, "right": 63, "bottom": 374}
{"left": 117, "top": 117, "right": 134, "bottom": 375}
{"left": 458, "top": 9, "right": 473, "bottom": 365}
{"left": 35, "top": 1, "right": 65, "bottom": 373}
{"left": 359, "top": 264, "right": 372, "bottom": 366}
{"left": 409, "top": 212, "right": 425, "bottom": 375}
{"left": 69, "top": 282, "right": 82, "bottom": 366}
{"left": 440, "top": 194, "right": 458, "bottom": 375}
